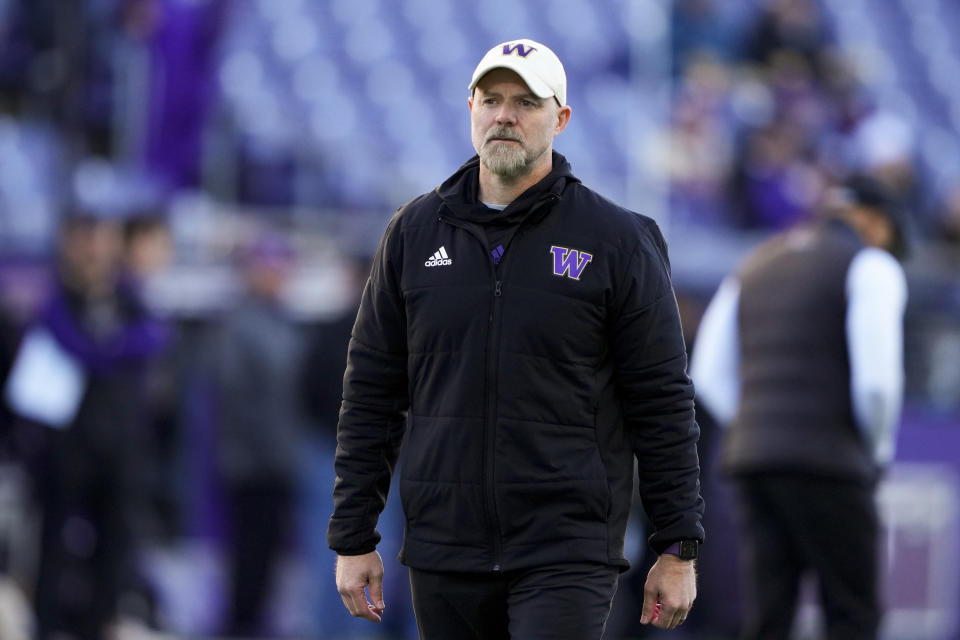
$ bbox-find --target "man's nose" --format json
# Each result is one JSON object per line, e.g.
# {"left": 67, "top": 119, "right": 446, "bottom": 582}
{"left": 494, "top": 104, "right": 517, "bottom": 124}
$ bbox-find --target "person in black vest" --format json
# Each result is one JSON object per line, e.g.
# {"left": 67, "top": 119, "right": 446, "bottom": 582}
{"left": 690, "top": 175, "right": 908, "bottom": 640}
{"left": 327, "top": 38, "right": 705, "bottom": 639}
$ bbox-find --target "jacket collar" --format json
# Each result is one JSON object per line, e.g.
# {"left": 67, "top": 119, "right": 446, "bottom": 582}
{"left": 435, "top": 151, "right": 579, "bottom": 226}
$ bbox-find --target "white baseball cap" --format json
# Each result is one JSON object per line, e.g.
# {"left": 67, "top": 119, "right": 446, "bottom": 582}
{"left": 468, "top": 39, "right": 567, "bottom": 106}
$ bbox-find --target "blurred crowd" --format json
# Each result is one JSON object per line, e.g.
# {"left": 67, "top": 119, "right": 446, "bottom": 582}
{"left": 664, "top": 0, "right": 960, "bottom": 241}
{"left": 0, "top": 0, "right": 955, "bottom": 639}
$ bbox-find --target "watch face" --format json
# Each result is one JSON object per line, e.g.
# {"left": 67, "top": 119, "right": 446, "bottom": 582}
{"left": 679, "top": 539, "right": 699, "bottom": 560}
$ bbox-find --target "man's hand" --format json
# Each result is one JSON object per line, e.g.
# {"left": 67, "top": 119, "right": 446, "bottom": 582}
{"left": 639, "top": 554, "right": 697, "bottom": 630}
{"left": 335, "top": 551, "right": 386, "bottom": 623}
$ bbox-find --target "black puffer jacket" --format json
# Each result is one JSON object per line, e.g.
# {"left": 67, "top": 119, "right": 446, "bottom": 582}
{"left": 328, "top": 153, "right": 704, "bottom": 572}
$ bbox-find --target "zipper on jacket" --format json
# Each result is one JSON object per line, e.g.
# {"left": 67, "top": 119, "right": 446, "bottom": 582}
{"left": 439, "top": 212, "right": 505, "bottom": 571}
{"left": 481, "top": 229, "right": 530, "bottom": 572}
{"left": 485, "top": 273, "right": 506, "bottom": 572}
{"left": 439, "top": 197, "right": 551, "bottom": 573}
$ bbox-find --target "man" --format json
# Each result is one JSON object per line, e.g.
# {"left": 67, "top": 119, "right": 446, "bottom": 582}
{"left": 690, "top": 175, "right": 908, "bottom": 640}
{"left": 214, "top": 230, "right": 306, "bottom": 636}
{"left": 328, "top": 39, "right": 704, "bottom": 639}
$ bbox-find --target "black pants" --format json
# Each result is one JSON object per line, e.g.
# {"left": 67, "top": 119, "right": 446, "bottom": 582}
{"left": 733, "top": 473, "right": 879, "bottom": 640}
{"left": 409, "top": 562, "right": 620, "bottom": 640}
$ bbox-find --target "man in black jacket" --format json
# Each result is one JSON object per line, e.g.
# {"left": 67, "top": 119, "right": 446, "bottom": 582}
{"left": 328, "top": 38, "right": 705, "bottom": 639}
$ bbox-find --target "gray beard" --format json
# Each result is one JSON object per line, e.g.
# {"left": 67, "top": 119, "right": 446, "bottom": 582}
{"left": 480, "top": 141, "right": 529, "bottom": 179}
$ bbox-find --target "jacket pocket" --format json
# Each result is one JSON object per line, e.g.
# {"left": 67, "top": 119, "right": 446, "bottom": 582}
{"left": 496, "top": 419, "right": 609, "bottom": 543}
{"left": 398, "top": 413, "right": 487, "bottom": 548}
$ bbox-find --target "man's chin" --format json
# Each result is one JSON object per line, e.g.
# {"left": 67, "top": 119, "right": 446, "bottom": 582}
{"left": 485, "top": 140, "right": 523, "bottom": 155}
{"left": 481, "top": 150, "right": 528, "bottom": 178}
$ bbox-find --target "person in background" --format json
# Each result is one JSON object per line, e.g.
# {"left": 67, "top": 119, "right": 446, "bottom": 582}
{"left": 213, "top": 229, "right": 306, "bottom": 637}
{"left": 120, "top": 214, "right": 178, "bottom": 532}
{"left": 116, "top": 213, "right": 179, "bottom": 631}
{"left": 690, "top": 175, "right": 908, "bottom": 640}
{"left": 328, "top": 39, "right": 704, "bottom": 639}
{"left": 742, "top": 0, "right": 833, "bottom": 79}
{"left": 12, "top": 212, "right": 170, "bottom": 640}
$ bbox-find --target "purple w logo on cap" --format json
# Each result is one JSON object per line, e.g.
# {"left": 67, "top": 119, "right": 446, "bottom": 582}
{"left": 550, "top": 245, "right": 593, "bottom": 280}
{"left": 502, "top": 43, "right": 536, "bottom": 57}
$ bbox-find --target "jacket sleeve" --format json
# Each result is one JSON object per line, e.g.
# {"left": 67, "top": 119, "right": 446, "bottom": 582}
{"left": 611, "top": 219, "right": 705, "bottom": 554}
{"left": 327, "top": 214, "right": 410, "bottom": 555}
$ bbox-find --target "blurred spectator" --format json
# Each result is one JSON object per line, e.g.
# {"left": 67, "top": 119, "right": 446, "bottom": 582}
{"left": 690, "top": 175, "right": 908, "bottom": 639}
{"left": 8, "top": 212, "right": 170, "bottom": 640}
{"left": 119, "top": 214, "right": 182, "bottom": 564}
{"left": 742, "top": 0, "right": 833, "bottom": 79}
{"left": 731, "top": 117, "right": 825, "bottom": 229}
{"left": 212, "top": 228, "right": 306, "bottom": 637}
{"left": 765, "top": 50, "right": 829, "bottom": 136}
{"left": 655, "top": 54, "right": 736, "bottom": 226}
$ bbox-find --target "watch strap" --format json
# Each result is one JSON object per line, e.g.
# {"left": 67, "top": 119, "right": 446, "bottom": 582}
{"left": 662, "top": 539, "right": 699, "bottom": 560}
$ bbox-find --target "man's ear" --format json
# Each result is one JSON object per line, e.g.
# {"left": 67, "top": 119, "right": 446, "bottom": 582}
{"left": 555, "top": 105, "right": 572, "bottom": 135}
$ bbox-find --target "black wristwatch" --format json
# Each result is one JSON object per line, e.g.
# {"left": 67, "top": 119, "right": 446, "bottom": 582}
{"left": 663, "top": 539, "right": 699, "bottom": 560}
